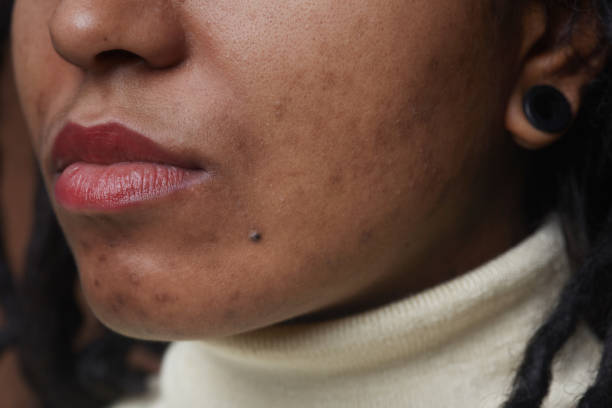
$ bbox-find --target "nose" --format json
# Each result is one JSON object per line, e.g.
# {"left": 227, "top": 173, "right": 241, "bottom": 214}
{"left": 49, "top": 0, "right": 186, "bottom": 70}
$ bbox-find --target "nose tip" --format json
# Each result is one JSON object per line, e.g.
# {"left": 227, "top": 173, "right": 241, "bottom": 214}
{"left": 49, "top": 0, "right": 186, "bottom": 70}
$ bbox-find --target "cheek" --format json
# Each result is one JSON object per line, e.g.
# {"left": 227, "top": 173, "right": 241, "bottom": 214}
{"left": 10, "top": 0, "right": 516, "bottom": 339}
{"left": 11, "top": 0, "right": 80, "bottom": 151}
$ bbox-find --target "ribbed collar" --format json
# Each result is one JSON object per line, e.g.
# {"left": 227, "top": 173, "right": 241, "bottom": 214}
{"left": 141, "top": 214, "right": 600, "bottom": 408}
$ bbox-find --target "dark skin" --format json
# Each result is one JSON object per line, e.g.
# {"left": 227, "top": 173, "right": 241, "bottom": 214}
{"left": 11, "top": 0, "right": 607, "bottom": 342}
{"left": 0, "top": 48, "right": 161, "bottom": 408}
{"left": 2, "top": 0, "right": 609, "bottom": 404}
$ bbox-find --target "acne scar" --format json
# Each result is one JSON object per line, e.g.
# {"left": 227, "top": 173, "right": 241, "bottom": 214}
{"left": 328, "top": 172, "right": 343, "bottom": 186}
{"left": 128, "top": 272, "right": 141, "bottom": 286}
{"left": 360, "top": 229, "right": 374, "bottom": 245}
{"left": 79, "top": 240, "right": 92, "bottom": 253}
{"left": 110, "top": 292, "right": 127, "bottom": 313}
{"left": 321, "top": 71, "right": 337, "bottom": 91}
{"left": 230, "top": 290, "right": 241, "bottom": 301}
{"left": 114, "top": 293, "right": 126, "bottom": 306}
{"left": 154, "top": 293, "right": 178, "bottom": 303}
{"left": 273, "top": 97, "right": 291, "bottom": 121}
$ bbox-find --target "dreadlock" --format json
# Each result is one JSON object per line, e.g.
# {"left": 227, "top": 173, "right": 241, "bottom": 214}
{"left": 504, "top": 1, "right": 612, "bottom": 407}
{"left": 0, "top": 1, "right": 166, "bottom": 406}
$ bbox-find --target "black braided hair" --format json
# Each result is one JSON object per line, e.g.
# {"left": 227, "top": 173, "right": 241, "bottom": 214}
{"left": 504, "top": 1, "right": 612, "bottom": 407}
{"left": 0, "top": 2, "right": 167, "bottom": 406}
{"left": 0, "top": 0, "right": 10, "bottom": 44}
{"left": 0, "top": 0, "right": 19, "bottom": 358}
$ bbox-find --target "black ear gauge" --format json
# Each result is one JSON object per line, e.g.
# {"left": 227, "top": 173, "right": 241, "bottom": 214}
{"left": 523, "top": 85, "right": 573, "bottom": 133}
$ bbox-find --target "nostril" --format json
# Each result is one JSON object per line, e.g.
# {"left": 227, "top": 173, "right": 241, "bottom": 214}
{"left": 94, "top": 49, "right": 142, "bottom": 66}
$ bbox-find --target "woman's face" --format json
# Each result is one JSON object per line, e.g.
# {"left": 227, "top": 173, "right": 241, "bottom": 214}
{"left": 12, "top": 0, "right": 528, "bottom": 339}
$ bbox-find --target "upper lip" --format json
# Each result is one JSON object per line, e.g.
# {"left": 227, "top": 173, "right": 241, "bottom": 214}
{"left": 51, "top": 122, "right": 202, "bottom": 173}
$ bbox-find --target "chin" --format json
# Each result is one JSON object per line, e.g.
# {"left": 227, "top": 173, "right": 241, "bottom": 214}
{"left": 81, "top": 275, "right": 190, "bottom": 341}
{"left": 75, "top": 250, "right": 290, "bottom": 341}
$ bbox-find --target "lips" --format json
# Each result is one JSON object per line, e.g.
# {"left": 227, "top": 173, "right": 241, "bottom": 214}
{"left": 51, "top": 122, "right": 208, "bottom": 211}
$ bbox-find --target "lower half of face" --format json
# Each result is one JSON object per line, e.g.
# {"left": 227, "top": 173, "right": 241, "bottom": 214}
{"left": 12, "top": 0, "right": 524, "bottom": 340}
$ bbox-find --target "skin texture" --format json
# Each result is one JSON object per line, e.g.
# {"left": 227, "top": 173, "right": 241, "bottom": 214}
{"left": 10, "top": 0, "right": 603, "bottom": 340}
{"left": 0, "top": 49, "right": 162, "bottom": 406}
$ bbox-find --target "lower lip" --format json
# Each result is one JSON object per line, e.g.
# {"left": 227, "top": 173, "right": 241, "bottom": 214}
{"left": 54, "top": 162, "right": 208, "bottom": 211}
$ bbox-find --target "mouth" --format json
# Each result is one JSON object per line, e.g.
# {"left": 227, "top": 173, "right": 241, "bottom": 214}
{"left": 51, "top": 122, "right": 209, "bottom": 212}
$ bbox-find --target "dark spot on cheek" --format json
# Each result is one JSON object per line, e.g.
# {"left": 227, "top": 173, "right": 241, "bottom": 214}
{"left": 35, "top": 92, "right": 47, "bottom": 122}
{"left": 428, "top": 57, "right": 440, "bottom": 73}
{"left": 79, "top": 240, "right": 92, "bottom": 254}
{"left": 359, "top": 229, "right": 374, "bottom": 245}
{"left": 98, "top": 254, "right": 107, "bottom": 263}
{"left": 180, "top": 230, "right": 218, "bottom": 248}
{"left": 272, "top": 95, "right": 294, "bottom": 122}
{"left": 115, "top": 293, "right": 126, "bottom": 306}
{"left": 133, "top": 305, "right": 149, "bottom": 319}
{"left": 94, "top": 279, "right": 101, "bottom": 288}
{"left": 328, "top": 172, "right": 344, "bottom": 187}
{"left": 154, "top": 293, "right": 178, "bottom": 304}
{"left": 224, "top": 308, "right": 237, "bottom": 320}
{"left": 200, "top": 231, "right": 219, "bottom": 244}
{"left": 274, "top": 101, "right": 285, "bottom": 121}
{"left": 129, "top": 272, "right": 141, "bottom": 286}
{"left": 321, "top": 71, "right": 337, "bottom": 91}
{"left": 230, "top": 290, "right": 241, "bottom": 301}
{"left": 110, "top": 293, "right": 127, "bottom": 313}
{"left": 249, "top": 230, "right": 262, "bottom": 243}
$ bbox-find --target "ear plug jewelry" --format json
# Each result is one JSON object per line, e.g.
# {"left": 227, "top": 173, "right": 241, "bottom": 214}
{"left": 523, "top": 85, "right": 573, "bottom": 133}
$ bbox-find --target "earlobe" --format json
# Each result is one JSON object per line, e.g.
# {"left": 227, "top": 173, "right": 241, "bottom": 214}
{"left": 506, "top": 3, "right": 607, "bottom": 150}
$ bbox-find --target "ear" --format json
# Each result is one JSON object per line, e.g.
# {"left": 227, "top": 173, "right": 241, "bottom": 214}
{"left": 506, "top": 2, "right": 608, "bottom": 150}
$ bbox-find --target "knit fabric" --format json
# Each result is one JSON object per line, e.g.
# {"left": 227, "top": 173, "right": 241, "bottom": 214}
{"left": 113, "top": 215, "right": 601, "bottom": 408}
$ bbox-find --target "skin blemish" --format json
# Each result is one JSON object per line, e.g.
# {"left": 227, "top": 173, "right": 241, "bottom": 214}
{"left": 110, "top": 292, "right": 128, "bottom": 313}
{"left": 97, "top": 254, "right": 107, "bottom": 263}
{"left": 224, "top": 308, "right": 237, "bottom": 320}
{"left": 94, "top": 279, "right": 101, "bottom": 288}
{"left": 154, "top": 293, "right": 178, "bottom": 303}
{"left": 230, "top": 290, "right": 241, "bottom": 301}
{"left": 328, "top": 172, "right": 344, "bottom": 187}
{"left": 115, "top": 293, "right": 126, "bottom": 306}
{"left": 249, "top": 230, "right": 262, "bottom": 243}
{"left": 129, "top": 272, "right": 141, "bottom": 286}
{"left": 273, "top": 99, "right": 287, "bottom": 121}
{"left": 360, "top": 229, "right": 374, "bottom": 245}
{"left": 321, "top": 71, "right": 337, "bottom": 91}
{"left": 133, "top": 305, "right": 149, "bottom": 319}
{"left": 79, "top": 240, "right": 92, "bottom": 254}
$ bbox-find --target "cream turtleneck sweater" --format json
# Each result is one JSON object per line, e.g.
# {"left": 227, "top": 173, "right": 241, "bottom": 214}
{"left": 114, "top": 215, "right": 602, "bottom": 408}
